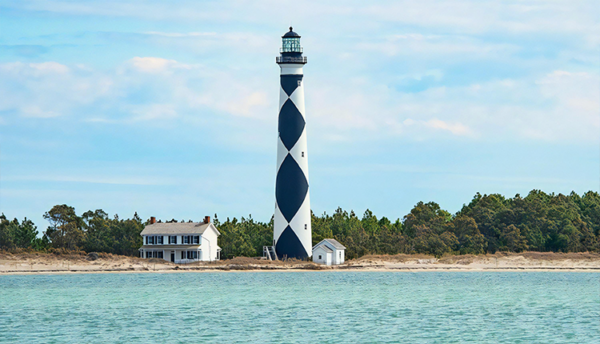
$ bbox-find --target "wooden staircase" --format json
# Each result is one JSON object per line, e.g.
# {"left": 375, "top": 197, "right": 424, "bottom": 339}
{"left": 263, "top": 246, "right": 278, "bottom": 260}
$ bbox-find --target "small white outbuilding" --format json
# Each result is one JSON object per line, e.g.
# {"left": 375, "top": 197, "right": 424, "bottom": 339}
{"left": 312, "top": 239, "right": 345, "bottom": 266}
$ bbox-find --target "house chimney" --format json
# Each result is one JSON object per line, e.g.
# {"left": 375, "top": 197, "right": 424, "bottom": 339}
{"left": 204, "top": 216, "right": 210, "bottom": 224}
{"left": 150, "top": 216, "right": 156, "bottom": 224}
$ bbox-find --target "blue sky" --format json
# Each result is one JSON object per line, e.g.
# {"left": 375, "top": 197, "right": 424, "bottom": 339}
{"left": 1, "top": 0, "right": 599, "bottom": 230}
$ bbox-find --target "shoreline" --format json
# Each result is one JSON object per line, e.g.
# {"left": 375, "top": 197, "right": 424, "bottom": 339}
{"left": 3, "top": 267, "right": 600, "bottom": 275}
{"left": 2, "top": 251, "right": 600, "bottom": 276}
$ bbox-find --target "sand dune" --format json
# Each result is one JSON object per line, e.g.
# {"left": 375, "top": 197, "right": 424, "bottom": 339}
{"left": 1, "top": 251, "right": 599, "bottom": 275}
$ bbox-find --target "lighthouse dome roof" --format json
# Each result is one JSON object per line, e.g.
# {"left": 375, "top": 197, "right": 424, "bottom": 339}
{"left": 282, "top": 27, "right": 300, "bottom": 38}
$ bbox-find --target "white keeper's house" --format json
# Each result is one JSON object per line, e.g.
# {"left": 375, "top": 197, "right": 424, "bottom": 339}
{"left": 140, "top": 216, "right": 221, "bottom": 263}
{"left": 312, "top": 239, "right": 345, "bottom": 266}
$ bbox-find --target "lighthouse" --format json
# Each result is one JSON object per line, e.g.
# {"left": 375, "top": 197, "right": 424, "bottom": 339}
{"left": 273, "top": 27, "right": 311, "bottom": 260}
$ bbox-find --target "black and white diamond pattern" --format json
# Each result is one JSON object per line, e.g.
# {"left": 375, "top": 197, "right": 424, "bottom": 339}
{"left": 274, "top": 73, "right": 311, "bottom": 259}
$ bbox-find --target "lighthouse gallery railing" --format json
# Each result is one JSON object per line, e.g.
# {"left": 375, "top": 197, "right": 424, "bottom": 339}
{"left": 276, "top": 56, "right": 307, "bottom": 64}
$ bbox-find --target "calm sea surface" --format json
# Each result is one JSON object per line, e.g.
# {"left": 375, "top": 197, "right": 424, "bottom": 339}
{"left": 0, "top": 272, "right": 598, "bottom": 343}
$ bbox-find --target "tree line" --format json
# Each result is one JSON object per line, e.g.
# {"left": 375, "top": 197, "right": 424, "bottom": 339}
{"left": 1, "top": 190, "right": 598, "bottom": 259}
{"left": 0, "top": 205, "right": 144, "bottom": 256}
{"left": 212, "top": 190, "right": 600, "bottom": 259}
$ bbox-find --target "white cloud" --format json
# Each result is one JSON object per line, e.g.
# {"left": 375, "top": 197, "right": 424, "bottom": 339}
{"left": 144, "top": 31, "right": 217, "bottom": 38}
{"left": 306, "top": 69, "right": 599, "bottom": 143}
{"left": 0, "top": 61, "right": 69, "bottom": 76}
{"left": 424, "top": 119, "right": 472, "bottom": 136}
{"left": 0, "top": 58, "right": 272, "bottom": 123}
{"left": 361, "top": 1, "right": 600, "bottom": 37}
{"left": 128, "top": 57, "right": 190, "bottom": 73}
{"left": 222, "top": 92, "right": 270, "bottom": 118}
{"left": 136, "top": 31, "right": 272, "bottom": 58}
{"left": 357, "top": 34, "right": 518, "bottom": 58}
{"left": 9, "top": 1, "right": 600, "bottom": 45}
{"left": 20, "top": 105, "right": 60, "bottom": 118}
{"left": 0, "top": 55, "right": 597, "bottom": 146}
{"left": 0, "top": 62, "right": 113, "bottom": 118}
{"left": 130, "top": 104, "right": 178, "bottom": 121}
{"left": 3, "top": 174, "right": 170, "bottom": 186}
{"left": 27, "top": 61, "right": 69, "bottom": 74}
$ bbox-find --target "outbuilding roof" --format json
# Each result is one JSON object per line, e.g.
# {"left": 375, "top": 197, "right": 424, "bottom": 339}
{"left": 141, "top": 222, "right": 215, "bottom": 236}
{"left": 314, "top": 245, "right": 333, "bottom": 253}
{"left": 313, "top": 238, "right": 346, "bottom": 251}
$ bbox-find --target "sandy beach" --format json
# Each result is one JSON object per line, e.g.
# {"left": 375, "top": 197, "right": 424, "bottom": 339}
{"left": 1, "top": 251, "right": 599, "bottom": 275}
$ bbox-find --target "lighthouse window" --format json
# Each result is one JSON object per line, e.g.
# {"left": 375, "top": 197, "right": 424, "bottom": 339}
{"left": 282, "top": 37, "right": 301, "bottom": 52}
{"left": 305, "top": 224, "right": 307, "bottom": 230}
{"left": 302, "top": 152, "right": 304, "bottom": 157}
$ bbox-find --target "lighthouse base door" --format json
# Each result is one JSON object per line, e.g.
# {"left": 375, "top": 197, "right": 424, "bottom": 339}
{"left": 170, "top": 252, "right": 175, "bottom": 262}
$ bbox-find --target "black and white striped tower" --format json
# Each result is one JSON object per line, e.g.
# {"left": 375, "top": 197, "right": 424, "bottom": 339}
{"left": 274, "top": 27, "right": 311, "bottom": 260}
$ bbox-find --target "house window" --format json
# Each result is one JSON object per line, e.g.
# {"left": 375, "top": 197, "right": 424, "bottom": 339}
{"left": 146, "top": 251, "right": 150, "bottom": 258}
{"left": 181, "top": 251, "right": 185, "bottom": 259}
{"left": 149, "top": 236, "right": 160, "bottom": 245}
{"left": 186, "top": 251, "right": 199, "bottom": 260}
{"left": 183, "top": 236, "right": 190, "bottom": 244}
{"left": 157, "top": 236, "right": 163, "bottom": 245}
{"left": 158, "top": 251, "right": 164, "bottom": 259}
{"left": 169, "top": 236, "right": 177, "bottom": 244}
{"left": 193, "top": 236, "right": 199, "bottom": 244}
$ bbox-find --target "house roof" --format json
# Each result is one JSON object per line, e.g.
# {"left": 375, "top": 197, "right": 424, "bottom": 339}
{"left": 313, "top": 238, "right": 346, "bottom": 251}
{"left": 141, "top": 222, "right": 215, "bottom": 236}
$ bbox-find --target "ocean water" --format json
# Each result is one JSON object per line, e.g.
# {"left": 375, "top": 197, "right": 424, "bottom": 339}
{"left": 0, "top": 272, "right": 598, "bottom": 343}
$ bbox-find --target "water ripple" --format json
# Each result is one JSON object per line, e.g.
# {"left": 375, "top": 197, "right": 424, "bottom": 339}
{"left": 0, "top": 272, "right": 598, "bottom": 343}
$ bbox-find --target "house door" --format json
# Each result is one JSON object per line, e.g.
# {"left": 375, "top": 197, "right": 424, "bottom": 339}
{"left": 171, "top": 252, "right": 175, "bottom": 262}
